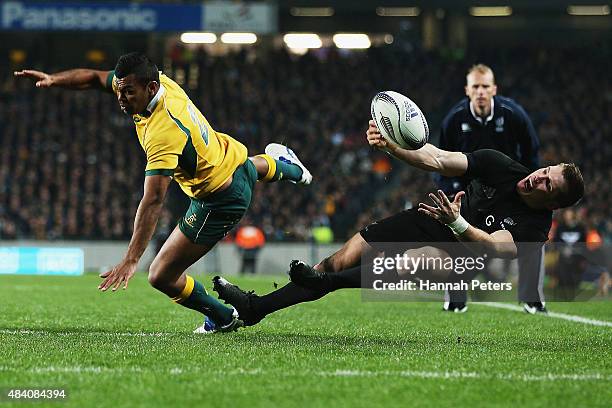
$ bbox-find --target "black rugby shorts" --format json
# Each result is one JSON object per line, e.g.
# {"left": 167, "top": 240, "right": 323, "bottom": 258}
{"left": 360, "top": 208, "right": 458, "bottom": 251}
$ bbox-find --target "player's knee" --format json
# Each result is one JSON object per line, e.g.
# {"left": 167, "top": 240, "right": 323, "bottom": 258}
{"left": 147, "top": 261, "right": 168, "bottom": 290}
{"left": 248, "top": 156, "right": 268, "bottom": 179}
{"left": 147, "top": 270, "right": 162, "bottom": 289}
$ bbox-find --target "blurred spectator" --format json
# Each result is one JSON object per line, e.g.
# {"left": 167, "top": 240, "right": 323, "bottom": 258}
{"left": 235, "top": 223, "right": 266, "bottom": 274}
{"left": 311, "top": 213, "right": 334, "bottom": 244}
{"left": 555, "top": 208, "right": 587, "bottom": 246}
{"left": 552, "top": 208, "right": 587, "bottom": 299}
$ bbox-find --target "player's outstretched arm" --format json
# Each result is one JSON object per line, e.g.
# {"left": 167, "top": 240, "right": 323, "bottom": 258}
{"left": 366, "top": 120, "right": 467, "bottom": 176}
{"left": 454, "top": 228, "right": 517, "bottom": 258}
{"left": 14, "top": 69, "right": 111, "bottom": 91}
{"left": 98, "top": 175, "right": 172, "bottom": 292}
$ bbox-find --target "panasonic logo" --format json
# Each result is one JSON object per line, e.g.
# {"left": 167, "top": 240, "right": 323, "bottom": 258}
{"left": 1, "top": 1, "right": 157, "bottom": 30}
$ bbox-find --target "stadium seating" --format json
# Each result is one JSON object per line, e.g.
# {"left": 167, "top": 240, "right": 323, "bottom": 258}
{"left": 0, "top": 45, "right": 609, "bottom": 242}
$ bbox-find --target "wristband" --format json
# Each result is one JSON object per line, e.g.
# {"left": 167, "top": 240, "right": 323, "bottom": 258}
{"left": 446, "top": 215, "right": 469, "bottom": 235}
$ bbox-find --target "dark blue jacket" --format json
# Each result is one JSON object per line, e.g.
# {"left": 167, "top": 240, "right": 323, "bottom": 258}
{"left": 436, "top": 95, "right": 539, "bottom": 194}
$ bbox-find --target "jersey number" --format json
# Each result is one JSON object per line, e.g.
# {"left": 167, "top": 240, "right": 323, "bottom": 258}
{"left": 187, "top": 103, "right": 209, "bottom": 146}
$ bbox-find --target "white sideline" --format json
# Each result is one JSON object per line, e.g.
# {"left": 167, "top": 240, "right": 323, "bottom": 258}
{"left": 0, "top": 365, "right": 608, "bottom": 382}
{"left": 478, "top": 302, "right": 612, "bottom": 327}
{"left": 2, "top": 301, "right": 610, "bottom": 337}
{"left": 1, "top": 303, "right": 610, "bottom": 338}
{"left": 318, "top": 370, "right": 611, "bottom": 382}
{"left": 0, "top": 329, "right": 174, "bottom": 337}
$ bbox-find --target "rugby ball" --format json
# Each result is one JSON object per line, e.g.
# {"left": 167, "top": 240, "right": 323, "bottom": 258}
{"left": 370, "top": 91, "right": 429, "bottom": 150}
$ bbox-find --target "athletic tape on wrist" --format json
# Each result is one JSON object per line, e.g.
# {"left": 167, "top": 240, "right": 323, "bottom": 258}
{"left": 447, "top": 215, "right": 469, "bottom": 235}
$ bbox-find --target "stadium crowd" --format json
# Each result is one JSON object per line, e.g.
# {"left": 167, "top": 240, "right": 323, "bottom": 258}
{"left": 0, "top": 44, "right": 609, "bottom": 245}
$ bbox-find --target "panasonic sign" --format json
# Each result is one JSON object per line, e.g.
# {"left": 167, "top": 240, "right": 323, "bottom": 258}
{"left": 0, "top": 1, "right": 203, "bottom": 31}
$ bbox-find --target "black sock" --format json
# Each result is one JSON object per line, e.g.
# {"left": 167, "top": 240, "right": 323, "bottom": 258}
{"left": 255, "top": 282, "right": 328, "bottom": 316}
{"left": 326, "top": 265, "right": 363, "bottom": 290}
{"left": 254, "top": 264, "right": 399, "bottom": 317}
{"left": 327, "top": 264, "right": 401, "bottom": 290}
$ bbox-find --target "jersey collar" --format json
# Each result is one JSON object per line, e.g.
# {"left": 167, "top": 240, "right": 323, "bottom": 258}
{"left": 469, "top": 97, "right": 494, "bottom": 125}
{"left": 146, "top": 84, "right": 166, "bottom": 114}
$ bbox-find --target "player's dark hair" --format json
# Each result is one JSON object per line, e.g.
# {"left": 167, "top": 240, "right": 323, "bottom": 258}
{"left": 114, "top": 52, "right": 159, "bottom": 85}
{"left": 557, "top": 163, "right": 584, "bottom": 208}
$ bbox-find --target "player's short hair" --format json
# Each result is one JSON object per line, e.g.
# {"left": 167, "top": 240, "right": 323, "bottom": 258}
{"left": 467, "top": 64, "right": 496, "bottom": 84}
{"left": 557, "top": 163, "right": 584, "bottom": 208}
{"left": 114, "top": 52, "right": 159, "bottom": 85}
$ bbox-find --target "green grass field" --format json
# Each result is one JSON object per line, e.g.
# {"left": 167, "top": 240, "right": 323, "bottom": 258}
{"left": 1, "top": 274, "right": 610, "bottom": 408}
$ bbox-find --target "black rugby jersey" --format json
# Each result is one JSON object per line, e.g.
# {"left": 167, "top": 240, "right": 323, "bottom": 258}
{"left": 437, "top": 95, "right": 539, "bottom": 195}
{"left": 460, "top": 149, "right": 552, "bottom": 244}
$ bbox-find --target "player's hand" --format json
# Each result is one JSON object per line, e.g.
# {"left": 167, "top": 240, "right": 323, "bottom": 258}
{"left": 14, "top": 69, "right": 54, "bottom": 88}
{"left": 366, "top": 120, "right": 388, "bottom": 148}
{"left": 418, "top": 190, "right": 465, "bottom": 224}
{"left": 98, "top": 259, "right": 138, "bottom": 292}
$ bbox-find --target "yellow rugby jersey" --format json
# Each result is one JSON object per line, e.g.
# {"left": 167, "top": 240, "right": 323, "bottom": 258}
{"left": 106, "top": 71, "right": 248, "bottom": 198}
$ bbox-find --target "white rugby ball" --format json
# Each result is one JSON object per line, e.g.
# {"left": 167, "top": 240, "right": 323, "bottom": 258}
{"left": 370, "top": 91, "right": 429, "bottom": 150}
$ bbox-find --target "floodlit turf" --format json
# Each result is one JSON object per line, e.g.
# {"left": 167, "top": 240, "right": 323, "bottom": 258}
{"left": 1, "top": 274, "right": 610, "bottom": 408}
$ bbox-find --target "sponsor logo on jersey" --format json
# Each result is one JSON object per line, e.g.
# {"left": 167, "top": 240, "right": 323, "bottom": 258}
{"left": 503, "top": 217, "right": 516, "bottom": 227}
{"left": 461, "top": 123, "right": 471, "bottom": 132}
{"left": 495, "top": 116, "right": 504, "bottom": 132}
{"left": 499, "top": 217, "right": 517, "bottom": 230}
{"left": 485, "top": 215, "right": 515, "bottom": 230}
{"left": 187, "top": 103, "right": 209, "bottom": 145}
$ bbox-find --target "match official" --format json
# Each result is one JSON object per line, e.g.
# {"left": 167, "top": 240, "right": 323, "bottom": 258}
{"left": 436, "top": 64, "right": 545, "bottom": 313}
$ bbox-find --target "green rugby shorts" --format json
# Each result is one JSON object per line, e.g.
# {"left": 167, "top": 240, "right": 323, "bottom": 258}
{"left": 178, "top": 160, "right": 257, "bottom": 246}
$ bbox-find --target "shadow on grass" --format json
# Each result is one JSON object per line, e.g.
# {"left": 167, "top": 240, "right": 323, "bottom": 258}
{"left": 226, "top": 330, "right": 416, "bottom": 349}
{"left": 2, "top": 324, "right": 605, "bottom": 354}
{"left": 223, "top": 328, "right": 612, "bottom": 354}
{"left": 0, "top": 325, "right": 414, "bottom": 349}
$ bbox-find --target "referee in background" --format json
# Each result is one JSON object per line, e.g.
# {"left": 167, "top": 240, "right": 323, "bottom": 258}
{"left": 436, "top": 64, "right": 546, "bottom": 314}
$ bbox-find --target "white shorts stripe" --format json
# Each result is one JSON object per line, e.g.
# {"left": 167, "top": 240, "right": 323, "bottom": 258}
{"left": 195, "top": 209, "right": 212, "bottom": 242}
